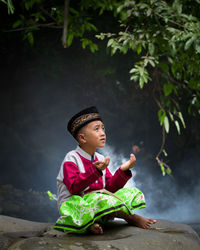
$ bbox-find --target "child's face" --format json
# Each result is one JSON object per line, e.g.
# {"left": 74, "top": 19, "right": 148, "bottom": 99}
{"left": 80, "top": 120, "right": 106, "bottom": 149}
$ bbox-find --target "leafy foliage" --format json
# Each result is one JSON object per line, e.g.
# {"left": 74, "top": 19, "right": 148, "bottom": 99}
{"left": 1, "top": 0, "right": 14, "bottom": 14}
{"left": 2, "top": 0, "right": 200, "bottom": 174}
{"left": 2, "top": 0, "right": 120, "bottom": 50}
{"left": 98, "top": 0, "right": 200, "bottom": 115}
{"left": 95, "top": 0, "right": 200, "bottom": 174}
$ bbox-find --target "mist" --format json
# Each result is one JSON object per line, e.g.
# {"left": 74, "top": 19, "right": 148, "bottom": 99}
{"left": 100, "top": 144, "right": 200, "bottom": 224}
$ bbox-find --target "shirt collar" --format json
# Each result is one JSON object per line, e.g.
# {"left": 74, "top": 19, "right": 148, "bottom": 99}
{"left": 76, "top": 146, "right": 95, "bottom": 161}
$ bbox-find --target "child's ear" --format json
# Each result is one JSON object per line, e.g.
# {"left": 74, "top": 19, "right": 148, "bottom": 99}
{"left": 78, "top": 133, "right": 86, "bottom": 144}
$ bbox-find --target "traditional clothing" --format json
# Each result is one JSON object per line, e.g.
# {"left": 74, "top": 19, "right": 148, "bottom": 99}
{"left": 54, "top": 146, "right": 146, "bottom": 234}
{"left": 54, "top": 106, "right": 146, "bottom": 234}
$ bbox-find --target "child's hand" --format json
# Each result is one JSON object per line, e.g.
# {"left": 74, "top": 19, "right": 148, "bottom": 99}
{"left": 120, "top": 154, "right": 136, "bottom": 171}
{"left": 93, "top": 157, "right": 110, "bottom": 171}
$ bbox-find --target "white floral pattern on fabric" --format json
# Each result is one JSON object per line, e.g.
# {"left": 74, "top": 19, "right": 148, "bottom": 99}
{"left": 54, "top": 187, "right": 146, "bottom": 234}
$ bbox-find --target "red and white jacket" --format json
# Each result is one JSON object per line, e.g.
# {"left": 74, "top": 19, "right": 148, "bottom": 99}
{"left": 57, "top": 146, "right": 132, "bottom": 209}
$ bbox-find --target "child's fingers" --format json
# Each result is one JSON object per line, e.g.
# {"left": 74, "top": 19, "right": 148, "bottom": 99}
{"left": 93, "top": 158, "right": 110, "bottom": 166}
{"left": 129, "top": 154, "right": 136, "bottom": 168}
{"left": 130, "top": 154, "right": 136, "bottom": 162}
{"left": 92, "top": 161, "right": 103, "bottom": 166}
{"left": 105, "top": 157, "right": 110, "bottom": 166}
{"left": 93, "top": 161, "right": 106, "bottom": 168}
{"left": 93, "top": 160, "right": 108, "bottom": 170}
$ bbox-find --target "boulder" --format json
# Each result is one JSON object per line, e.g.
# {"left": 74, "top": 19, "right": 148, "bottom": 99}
{"left": 0, "top": 215, "right": 200, "bottom": 250}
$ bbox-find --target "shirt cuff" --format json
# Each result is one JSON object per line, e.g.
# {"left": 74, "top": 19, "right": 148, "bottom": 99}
{"left": 118, "top": 168, "right": 132, "bottom": 179}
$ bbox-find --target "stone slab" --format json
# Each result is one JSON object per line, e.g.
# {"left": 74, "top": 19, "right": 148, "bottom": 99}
{"left": 0, "top": 216, "right": 200, "bottom": 250}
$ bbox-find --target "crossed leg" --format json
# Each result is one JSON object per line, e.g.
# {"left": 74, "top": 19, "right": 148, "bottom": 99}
{"left": 110, "top": 210, "right": 157, "bottom": 229}
{"left": 89, "top": 211, "right": 156, "bottom": 234}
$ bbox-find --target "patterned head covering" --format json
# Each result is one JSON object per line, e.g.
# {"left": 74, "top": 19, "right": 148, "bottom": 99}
{"left": 67, "top": 106, "right": 102, "bottom": 138}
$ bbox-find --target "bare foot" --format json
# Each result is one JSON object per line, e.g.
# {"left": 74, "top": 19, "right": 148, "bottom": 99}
{"left": 126, "top": 214, "right": 157, "bottom": 229}
{"left": 108, "top": 211, "right": 156, "bottom": 229}
{"left": 89, "top": 223, "right": 103, "bottom": 235}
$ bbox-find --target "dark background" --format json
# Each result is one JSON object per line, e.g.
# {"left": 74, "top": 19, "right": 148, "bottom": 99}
{"left": 0, "top": 28, "right": 200, "bottom": 224}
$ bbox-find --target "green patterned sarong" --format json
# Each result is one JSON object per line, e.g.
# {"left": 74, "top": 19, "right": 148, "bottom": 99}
{"left": 54, "top": 187, "right": 146, "bottom": 234}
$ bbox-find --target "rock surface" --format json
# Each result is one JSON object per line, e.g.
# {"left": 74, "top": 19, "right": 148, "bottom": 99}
{"left": 0, "top": 215, "right": 200, "bottom": 250}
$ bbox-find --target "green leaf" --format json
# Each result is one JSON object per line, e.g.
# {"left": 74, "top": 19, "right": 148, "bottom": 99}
{"left": 148, "top": 43, "right": 155, "bottom": 55}
{"left": 163, "top": 83, "right": 173, "bottom": 96}
{"left": 139, "top": 77, "right": 144, "bottom": 88}
{"left": 67, "top": 33, "right": 74, "bottom": 47}
{"left": 130, "top": 75, "right": 139, "bottom": 81}
{"left": 163, "top": 149, "right": 168, "bottom": 156}
{"left": 47, "top": 191, "right": 57, "bottom": 201}
{"left": 195, "top": 45, "right": 200, "bottom": 54}
{"left": 174, "top": 120, "right": 180, "bottom": 134}
{"left": 138, "top": 66, "right": 144, "bottom": 76}
{"left": 148, "top": 59, "right": 155, "bottom": 67}
{"left": 111, "top": 46, "right": 117, "bottom": 55}
{"left": 107, "top": 38, "right": 114, "bottom": 47}
{"left": 171, "top": 64, "right": 176, "bottom": 77}
{"left": 95, "top": 33, "right": 105, "bottom": 40}
{"left": 160, "top": 163, "right": 165, "bottom": 176}
{"left": 185, "top": 36, "right": 196, "bottom": 50}
{"left": 166, "top": 167, "right": 172, "bottom": 175}
{"left": 26, "top": 32, "right": 34, "bottom": 46}
{"left": 7, "top": 0, "right": 15, "bottom": 14}
{"left": 129, "top": 68, "right": 138, "bottom": 74}
{"left": 158, "top": 109, "right": 166, "bottom": 125}
{"left": 136, "top": 44, "right": 142, "bottom": 54}
{"left": 178, "top": 112, "right": 186, "bottom": 128}
{"left": 85, "top": 22, "right": 97, "bottom": 32}
{"left": 158, "top": 63, "right": 169, "bottom": 72}
{"left": 24, "top": 0, "right": 36, "bottom": 10}
{"left": 142, "top": 74, "right": 147, "bottom": 84}
{"left": 164, "top": 116, "right": 169, "bottom": 133}
{"left": 168, "top": 57, "right": 173, "bottom": 64}
{"left": 169, "top": 112, "right": 174, "bottom": 121}
{"left": 147, "top": 8, "right": 152, "bottom": 17}
{"left": 90, "top": 43, "right": 98, "bottom": 53}
{"left": 172, "top": 0, "right": 182, "bottom": 14}
{"left": 80, "top": 38, "right": 98, "bottom": 53}
{"left": 12, "top": 19, "right": 22, "bottom": 28}
{"left": 70, "top": 7, "right": 79, "bottom": 15}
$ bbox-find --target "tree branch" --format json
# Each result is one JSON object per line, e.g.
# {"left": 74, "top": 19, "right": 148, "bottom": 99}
{"left": 156, "top": 125, "right": 166, "bottom": 160}
{"left": 62, "top": 0, "right": 70, "bottom": 48}
{"left": 155, "top": 12, "right": 185, "bottom": 29}
{"left": 39, "top": 6, "right": 58, "bottom": 23}
{"left": 3, "top": 23, "right": 62, "bottom": 32}
{"left": 151, "top": 69, "right": 172, "bottom": 173}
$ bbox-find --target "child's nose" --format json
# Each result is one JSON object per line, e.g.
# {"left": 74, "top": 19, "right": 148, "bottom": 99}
{"left": 101, "top": 129, "right": 105, "bottom": 135}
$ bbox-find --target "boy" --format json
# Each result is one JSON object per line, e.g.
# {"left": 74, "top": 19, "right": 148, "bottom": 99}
{"left": 55, "top": 106, "right": 156, "bottom": 234}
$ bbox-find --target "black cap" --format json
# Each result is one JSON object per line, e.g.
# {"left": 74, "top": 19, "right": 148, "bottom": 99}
{"left": 67, "top": 106, "right": 102, "bottom": 138}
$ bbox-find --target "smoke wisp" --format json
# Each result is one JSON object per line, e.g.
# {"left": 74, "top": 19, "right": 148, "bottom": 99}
{"left": 100, "top": 144, "right": 200, "bottom": 223}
